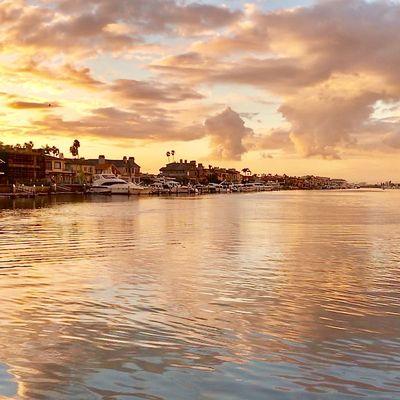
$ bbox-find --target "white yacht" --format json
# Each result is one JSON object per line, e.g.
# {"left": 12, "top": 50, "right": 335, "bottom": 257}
{"left": 89, "top": 174, "right": 147, "bottom": 195}
{"left": 150, "top": 178, "right": 198, "bottom": 194}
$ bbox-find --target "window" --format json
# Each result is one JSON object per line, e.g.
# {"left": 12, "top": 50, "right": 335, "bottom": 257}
{"left": 46, "top": 162, "right": 52, "bottom": 170}
{"left": 54, "top": 162, "right": 61, "bottom": 169}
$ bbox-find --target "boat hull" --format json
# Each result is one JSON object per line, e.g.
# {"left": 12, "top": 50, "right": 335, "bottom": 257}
{"left": 89, "top": 187, "right": 111, "bottom": 194}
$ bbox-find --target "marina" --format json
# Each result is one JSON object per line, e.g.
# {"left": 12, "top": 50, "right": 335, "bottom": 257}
{"left": 0, "top": 176, "right": 282, "bottom": 198}
{"left": 1, "top": 148, "right": 366, "bottom": 201}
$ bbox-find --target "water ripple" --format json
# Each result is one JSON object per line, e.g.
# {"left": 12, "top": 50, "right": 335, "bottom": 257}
{"left": 0, "top": 191, "right": 399, "bottom": 399}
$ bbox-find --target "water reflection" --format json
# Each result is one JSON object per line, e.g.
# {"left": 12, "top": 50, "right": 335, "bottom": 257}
{"left": 0, "top": 191, "right": 400, "bottom": 399}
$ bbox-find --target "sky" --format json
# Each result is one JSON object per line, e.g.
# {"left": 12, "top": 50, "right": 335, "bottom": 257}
{"left": 1, "top": 0, "right": 400, "bottom": 182}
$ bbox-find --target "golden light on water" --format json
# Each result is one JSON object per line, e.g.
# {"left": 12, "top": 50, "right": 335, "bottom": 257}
{"left": 0, "top": 192, "right": 399, "bottom": 398}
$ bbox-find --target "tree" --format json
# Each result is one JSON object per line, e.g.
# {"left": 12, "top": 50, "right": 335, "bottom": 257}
{"left": 171, "top": 150, "right": 175, "bottom": 161}
{"left": 42, "top": 145, "right": 60, "bottom": 157}
{"left": 51, "top": 146, "right": 60, "bottom": 156}
{"left": 0, "top": 142, "right": 15, "bottom": 150}
{"left": 70, "top": 139, "right": 80, "bottom": 158}
{"left": 0, "top": 141, "right": 37, "bottom": 151}
{"left": 23, "top": 141, "right": 34, "bottom": 150}
{"left": 242, "top": 167, "right": 251, "bottom": 176}
{"left": 166, "top": 151, "right": 171, "bottom": 163}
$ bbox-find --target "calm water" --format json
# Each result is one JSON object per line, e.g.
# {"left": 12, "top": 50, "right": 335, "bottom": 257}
{"left": 0, "top": 191, "right": 400, "bottom": 400}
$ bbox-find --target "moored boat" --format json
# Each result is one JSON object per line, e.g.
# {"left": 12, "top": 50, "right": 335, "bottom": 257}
{"left": 89, "top": 174, "right": 148, "bottom": 195}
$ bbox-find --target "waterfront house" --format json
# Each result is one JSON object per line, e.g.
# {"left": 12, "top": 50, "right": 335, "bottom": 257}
{"left": 118, "top": 156, "right": 141, "bottom": 183}
{"left": 160, "top": 160, "right": 243, "bottom": 185}
{"left": 0, "top": 148, "right": 46, "bottom": 185}
{"left": 65, "top": 159, "right": 96, "bottom": 184}
{"left": 160, "top": 160, "right": 198, "bottom": 183}
{"left": 200, "top": 165, "right": 242, "bottom": 184}
{"left": 212, "top": 167, "right": 242, "bottom": 184}
{"left": 45, "top": 155, "right": 74, "bottom": 184}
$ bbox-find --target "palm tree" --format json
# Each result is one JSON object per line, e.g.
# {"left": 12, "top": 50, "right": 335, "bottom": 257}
{"left": 166, "top": 151, "right": 171, "bottom": 163}
{"left": 70, "top": 139, "right": 81, "bottom": 158}
{"left": 171, "top": 150, "right": 175, "bottom": 161}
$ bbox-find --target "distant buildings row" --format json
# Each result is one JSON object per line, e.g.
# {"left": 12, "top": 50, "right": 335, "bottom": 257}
{"left": 158, "top": 159, "right": 350, "bottom": 189}
{"left": 0, "top": 146, "right": 351, "bottom": 190}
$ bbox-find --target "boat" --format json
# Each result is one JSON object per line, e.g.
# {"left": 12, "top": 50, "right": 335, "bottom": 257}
{"left": 89, "top": 174, "right": 148, "bottom": 195}
{"left": 150, "top": 179, "right": 199, "bottom": 195}
{"left": 242, "top": 183, "right": 257, "bottom": 192}
{"left": 207, "top": 183, "right": 223, "bottom": 193}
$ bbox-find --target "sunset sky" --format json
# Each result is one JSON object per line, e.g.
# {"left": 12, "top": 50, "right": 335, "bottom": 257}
{"left": 1, "top": 0, "right": 400, "bottom": 182}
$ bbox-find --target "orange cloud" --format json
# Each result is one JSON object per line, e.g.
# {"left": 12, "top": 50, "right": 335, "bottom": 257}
{"left": 109, "top": 79, "right": 204, "bottom": 103}
{"left": 205, "top": 107, "right": 253, "bottom": 161}
{"left": 32, "top": 106, "right": 205, "bottom": 142}
{"left": 7, "top": 101, "right": 59, "bottom": 109}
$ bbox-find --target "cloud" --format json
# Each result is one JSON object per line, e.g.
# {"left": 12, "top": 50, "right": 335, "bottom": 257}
{"left": 0, "top": 0, "right": 241, "bottom": 59}
{"left": 204, "top": 107, "right": 253, "bottom": 160}
{"left": 7, "top": 101, "right": 59, "bottom": 109}
{"left": 57, "top": 0, "right": 241, "bottom": 35}
{"left": 0, "top": 1, "right": 141, "bottom": 57}
{"left": 278, "top": 78, "right": 386, "bottom": 158}
{"left": 8, "top": 59, "right": 104, "bottom": 89}
{"left": 110, "top": 79, "right": 204, "bottom": 103}
{"left": 250, "top": 129, "right": 294, "bottom": 152}
{"left": 0, "top": 92, "right": 17, "bottom": 100}
{"left": 33, "top": 106, "right": 204, "bottom": 142}
{"left": 152, "top": 0, "right": 400, "bottom": 158}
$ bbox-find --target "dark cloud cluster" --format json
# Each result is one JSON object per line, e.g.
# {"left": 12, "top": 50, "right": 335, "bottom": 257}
{"left": 0, "top": 0, "right": 241, "bottom": 57}
{"left": 153, "top": 0, "right": 400, "bottom": 158}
